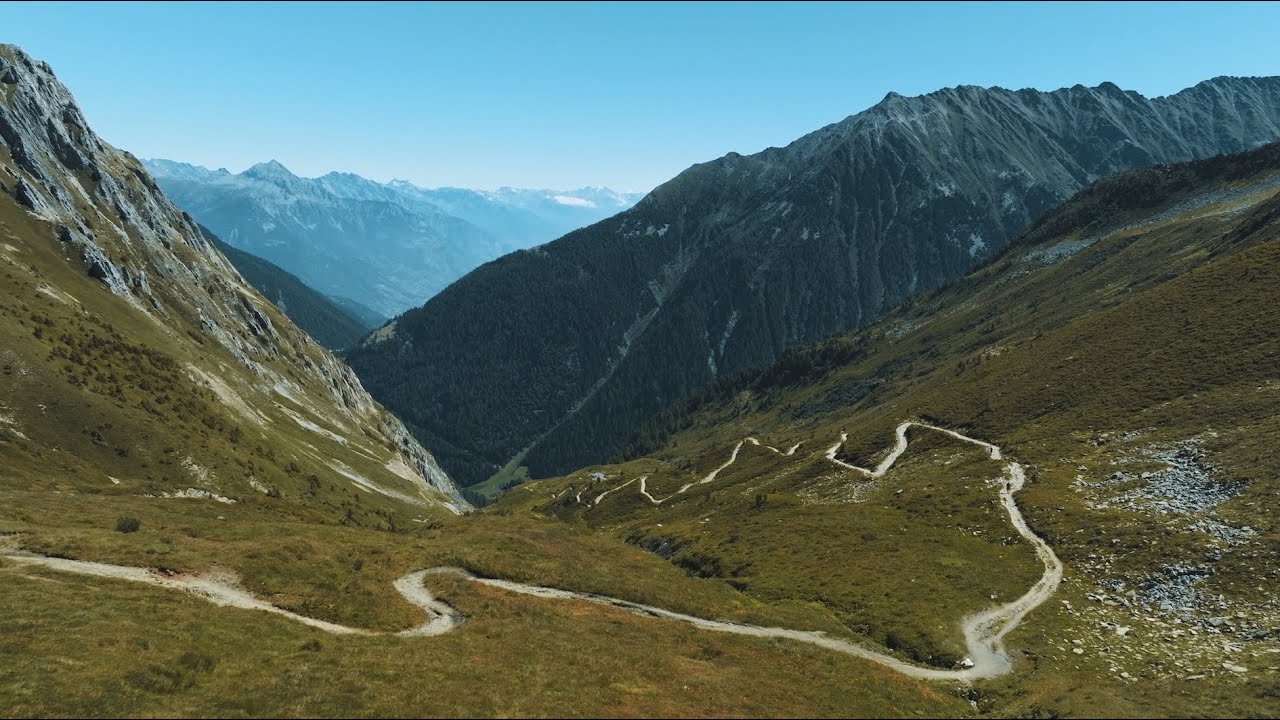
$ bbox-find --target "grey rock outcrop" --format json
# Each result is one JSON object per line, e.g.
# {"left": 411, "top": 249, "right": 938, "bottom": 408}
{"left": 0, "top": 44, "right": 468, "bottom": 509}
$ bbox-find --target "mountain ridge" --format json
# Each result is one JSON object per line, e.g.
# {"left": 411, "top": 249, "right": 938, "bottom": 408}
{"left": 345, "top": 74, "right": 1280, "bottom": 491}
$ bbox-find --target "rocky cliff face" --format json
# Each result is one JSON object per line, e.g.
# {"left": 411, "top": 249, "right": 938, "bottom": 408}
{"left": 346, "top": 76, "right": 1280, "bottom": 488}
{"left": 0, "top": 45, "right": 467, "bottom": 513}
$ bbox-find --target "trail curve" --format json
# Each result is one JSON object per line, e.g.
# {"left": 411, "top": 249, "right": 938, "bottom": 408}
{"left": 0, "top": 550, "right": 462, "bottom": 637}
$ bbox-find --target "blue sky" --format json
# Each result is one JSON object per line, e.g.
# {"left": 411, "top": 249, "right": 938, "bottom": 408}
{"left": 6, "top": 1, "right": 1278, "bottom": 191}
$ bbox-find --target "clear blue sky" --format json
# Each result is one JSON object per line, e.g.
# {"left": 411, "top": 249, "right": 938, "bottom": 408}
{"left": 6, "top": 1, "right": 1278, "bottom": 191}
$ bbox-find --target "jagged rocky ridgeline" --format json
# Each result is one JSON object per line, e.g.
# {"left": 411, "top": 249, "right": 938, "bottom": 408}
{"left": 0, "top": 44, "right": 468, "bottom": 514}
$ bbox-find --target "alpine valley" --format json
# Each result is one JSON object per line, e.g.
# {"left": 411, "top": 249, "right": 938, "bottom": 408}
{"left": 2, "top": 35, "right": 1279, "bottom": 720}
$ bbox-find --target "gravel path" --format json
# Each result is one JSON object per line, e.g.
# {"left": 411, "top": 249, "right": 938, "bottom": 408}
{"left": 1, "top": 550, "right": 462, "bottom": 637}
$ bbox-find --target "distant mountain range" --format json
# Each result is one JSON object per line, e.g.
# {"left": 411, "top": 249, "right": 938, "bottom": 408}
{"left": 144, "top": 158, "right": 644, "bottom": 316}
{"left": 344, "top": 75, "right": 1280, "bottom": 490}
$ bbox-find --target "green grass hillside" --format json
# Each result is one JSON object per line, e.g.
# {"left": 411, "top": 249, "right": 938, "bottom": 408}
{"left": 493, "top": 143, "right": 1280, "bottom": 717}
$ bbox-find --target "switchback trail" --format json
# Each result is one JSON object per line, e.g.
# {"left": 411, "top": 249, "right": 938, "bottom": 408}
{"left": 3, "top": 421, "right": 1061, "bottom": 682}
{"left": 571, "top": 420, "right": 1062, "bottom": 679}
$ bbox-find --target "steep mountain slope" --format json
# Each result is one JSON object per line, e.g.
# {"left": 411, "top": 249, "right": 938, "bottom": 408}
{"left": 493, "top": 142, "right": 1280, "bottom": 717}
{"left": 347, "top": 76, "right": 1280, "bottom": 490}
{"left": 145, "top": 159, "right": 642, "bottom": 316}
{"left": 0, "top": 44, "right": 467, "bottom": 525}
{"left": 202, "top": 228, "right": 373, "bottom": 351}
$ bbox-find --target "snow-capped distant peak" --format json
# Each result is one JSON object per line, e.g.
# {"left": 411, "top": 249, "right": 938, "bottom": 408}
{"left": 321, "top": 170, "right": 362, "bottom": 181}
{"left": 142, "top": 158, "right": 220, "bottom": 181}
{"left": 552, "top": 195, "right": 597, "bottom": 208}
{"left": 241, "top": 159, "right": 299, "bottom": 183}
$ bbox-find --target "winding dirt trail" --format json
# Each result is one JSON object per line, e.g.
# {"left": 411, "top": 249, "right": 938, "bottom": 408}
{"left": 2, "top": 421, "right": 1060, "bottom": 682}
{"left": 592, "top": 477, "right": 637, "bottom": 506}
{"left": 573, "top": 420, "right": 1062, "bottom": 678}
{"left": 0, "top": 549, "right": 464, "bottom": 637}
{"left": 620, "top": 439, "right": 748, "bottom": 505}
